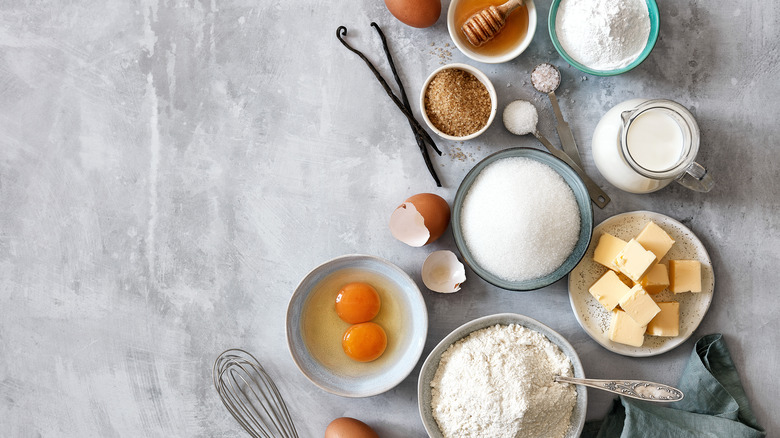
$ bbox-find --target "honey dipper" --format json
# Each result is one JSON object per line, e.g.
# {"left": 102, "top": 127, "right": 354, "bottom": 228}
{"left": 461, "top": 0, "right": 525, "bottom": 47}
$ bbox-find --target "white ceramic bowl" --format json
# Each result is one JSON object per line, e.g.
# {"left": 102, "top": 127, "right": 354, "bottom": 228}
{"left": 447, "top": 0, "right": 537, "bottom": 64}
{"left": 419, "top": 63, "right": 498, "bottom": 141}
{"left": 417, "top": 313, "right": 587, "bottom": 438}
{"left": 286, "top": 254, "right": 428, "bottom": 397}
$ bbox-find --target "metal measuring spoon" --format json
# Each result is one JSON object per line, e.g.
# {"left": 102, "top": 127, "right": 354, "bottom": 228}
{"left": 555, "top": 375, "right": 684, "bottom": 402}
{"left": 503, "top": 100, "right": 610, "bottom": 208}
{"left": 531, "top": 63, "right": 584, "bottom": 168}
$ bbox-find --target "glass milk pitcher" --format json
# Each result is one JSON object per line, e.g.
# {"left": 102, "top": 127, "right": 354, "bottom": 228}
{"left": 591, "top": 99, "right": 714, "bottom": 194}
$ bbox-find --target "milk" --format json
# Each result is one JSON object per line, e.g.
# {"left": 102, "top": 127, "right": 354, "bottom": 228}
{"left": 626, "top": 109, "right": 684, "bottom": 172}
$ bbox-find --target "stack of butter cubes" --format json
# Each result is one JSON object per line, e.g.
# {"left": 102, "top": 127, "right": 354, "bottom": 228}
{"left": 589, "top": 221, "right": 702, "bottom": 347}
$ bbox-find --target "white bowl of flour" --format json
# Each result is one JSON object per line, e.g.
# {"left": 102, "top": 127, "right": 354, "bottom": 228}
{"left": 549, "top": 0, "right": 660, "bottom": 75}
{"left": 417, "top": 313, "right": 587, "bottom": 438}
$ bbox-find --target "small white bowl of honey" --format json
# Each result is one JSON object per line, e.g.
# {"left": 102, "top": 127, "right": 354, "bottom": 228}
{"left": 447, "top": 0, "right": 537, "bottom": 64}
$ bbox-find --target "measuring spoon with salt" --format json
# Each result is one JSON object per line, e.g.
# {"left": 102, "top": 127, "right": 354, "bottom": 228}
{"left": 503, "top": 100, "right": 610, "bottom": 208}
{"left": 531, "top": 63, "right": 583, "bottom": 168}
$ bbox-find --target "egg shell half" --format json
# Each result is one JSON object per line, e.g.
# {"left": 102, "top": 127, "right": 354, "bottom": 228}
{"left": 324, "top": 417, "right": 380, "bottom": 438}
{"left": 389, "top": 193, "right": 451, "bottom": 247}
{"left": 384, "top": 0, "right": 441, "bottom": 28}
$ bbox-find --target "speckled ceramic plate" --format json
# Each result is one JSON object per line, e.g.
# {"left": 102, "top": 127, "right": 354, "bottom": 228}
{"left": 568, "top": 211, "right": 714, "bottom": 357}
{"left": 417, "top": 313, "right": 587, "bottom": 438}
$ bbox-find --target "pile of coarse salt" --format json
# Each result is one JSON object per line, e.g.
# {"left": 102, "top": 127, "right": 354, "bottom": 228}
{"left": 460, "top": 157, "right": 580, "bottom": 282}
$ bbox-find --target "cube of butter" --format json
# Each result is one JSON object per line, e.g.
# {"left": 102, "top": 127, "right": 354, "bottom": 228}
{"left": 615, "top": 239, "right": 657, "bottom": 282}
{"left": 593, "top": 233, "right": 627, "bottom": 271}
{"left": 609, "top": 309, "right": 646, "bottom": 347}
{"left": 589, "top": 270, "right": 632, "bottom": 311}
{"left": 646, "top": 301, "right": 680, "bottom": 337}
{"left": 640, "top": 263, "right": 669, "bottom": 295}
{"left": 636, "top": 221, "right": 676, "bottom": 263}
{"left": 670, "top": 260, "right": 702, "bottom": 293}
{"left": 618, "top": 285, "right": 661, "bottom": 326}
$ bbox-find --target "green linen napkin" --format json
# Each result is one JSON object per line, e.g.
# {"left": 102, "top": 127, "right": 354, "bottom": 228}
{"left": 582, "top": 334, "right": 766, "bottom": 438}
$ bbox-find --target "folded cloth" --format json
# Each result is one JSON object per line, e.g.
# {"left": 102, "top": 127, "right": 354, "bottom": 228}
{"left": 582, "top": 334, "right": 766, "bottom": 438}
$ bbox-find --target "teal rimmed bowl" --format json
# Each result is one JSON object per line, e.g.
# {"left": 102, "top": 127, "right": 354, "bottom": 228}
{"left": 548, "top": 0, "right": 660, "bottom": 76}
{"left": 452, "top": 148, "right": 593, "bottom": 291}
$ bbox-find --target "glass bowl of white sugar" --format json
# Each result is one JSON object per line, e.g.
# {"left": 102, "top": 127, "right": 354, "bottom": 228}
{"left": 452, "top": 147, "right": 593, "bottom": 291}
{"left": 549, "top": 0, "right": 660, "bottom": 76}
{"left": 417, "top": 313, "right": 587, "bottom": 438}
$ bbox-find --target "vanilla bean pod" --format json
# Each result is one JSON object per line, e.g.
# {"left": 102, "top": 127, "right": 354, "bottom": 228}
{"left": 370, "top": 22, "right": 442, "bottom": 187}
{"left": 336, "top": 25, "right": 443, "bottom": 186}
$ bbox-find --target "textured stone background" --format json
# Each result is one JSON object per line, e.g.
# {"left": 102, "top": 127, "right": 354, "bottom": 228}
{"left": 1, "top": 0, "right": 777, "bottom": 436}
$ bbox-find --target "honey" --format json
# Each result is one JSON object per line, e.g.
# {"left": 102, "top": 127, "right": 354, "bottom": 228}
{"left": 454, "top": 0, "right": 529, "bottom": 56}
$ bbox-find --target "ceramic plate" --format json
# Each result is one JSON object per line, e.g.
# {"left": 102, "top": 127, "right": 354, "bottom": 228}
{"left": 418, "top": 313, "right": 586, "bottom": 438}
{"left": 568, "top": 211, "right": 714, "bottom": 357}
{"left": 286, "top": 254, "right": 428, "bottom": 397}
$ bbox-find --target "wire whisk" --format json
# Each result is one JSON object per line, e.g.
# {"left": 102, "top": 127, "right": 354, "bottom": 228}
{"left": 213, "top": 349, "right": 299, "bottom": 438}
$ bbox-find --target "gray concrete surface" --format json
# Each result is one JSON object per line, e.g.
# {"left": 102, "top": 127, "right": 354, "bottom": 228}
{"left": 1, "top": 0, "right": 777, "bottom": 436}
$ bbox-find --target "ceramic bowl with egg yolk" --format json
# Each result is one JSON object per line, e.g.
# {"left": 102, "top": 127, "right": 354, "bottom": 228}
{"left": 286, "top": 254, "right": 428, "bottom": 397}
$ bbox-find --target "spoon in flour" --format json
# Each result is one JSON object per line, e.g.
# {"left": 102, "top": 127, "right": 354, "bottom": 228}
{"left": 503, "top": 100, "right": 610, "bottom": 208}
{"left": 554, "top": 375, "right": 684, "bottom": 402}
{"left": 531, "top": 63, "right": 584, "bottom": 168}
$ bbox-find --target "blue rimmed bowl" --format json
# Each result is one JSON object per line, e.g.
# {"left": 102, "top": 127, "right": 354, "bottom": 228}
{"left": 451, "top": 147, "right": 593, "bottom": 291}
{"left": 548, "top": 0, "right": 660, "bottom": 76}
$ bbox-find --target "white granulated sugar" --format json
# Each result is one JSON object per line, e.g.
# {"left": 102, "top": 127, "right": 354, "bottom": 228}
{"left": 430, "top": 324, "right": 577, "bottom": 438}
{"left": 502, "top": 100, "right": 539, "bottom": 136}
{"left": 461, "top": 157, "right": 580, "bottom": 282}
{"left": 556, "top": 0, "right": 650, "bottom": 70}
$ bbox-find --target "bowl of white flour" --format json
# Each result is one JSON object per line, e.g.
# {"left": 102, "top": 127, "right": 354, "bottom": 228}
{"left": 417, "top": 313, "right": 587, "bottom": 438}
{"left": 549, "top": 0, "right": 660, "bottom": 75}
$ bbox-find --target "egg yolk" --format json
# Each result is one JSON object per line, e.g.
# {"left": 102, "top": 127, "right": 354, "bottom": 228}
{"left": 335, "top": 282, "right": 381, "bottom": 324}
{"left": 342, "top": 322, "right": 388, "bottom": 362}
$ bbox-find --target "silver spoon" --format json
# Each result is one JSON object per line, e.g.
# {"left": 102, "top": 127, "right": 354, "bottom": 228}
{"left": 503, "top": 100, "right": 610, "bottom": 208}
{"left": 531, "top": 63, "right": 583, "bottom": 168}
{"left": 555, "top": 375, "right": 684, "bottom": 402}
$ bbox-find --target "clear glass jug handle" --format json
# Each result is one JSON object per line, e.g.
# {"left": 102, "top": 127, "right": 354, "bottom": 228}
{"left": 676, "top": 162, "right": 714, "bottom": 192}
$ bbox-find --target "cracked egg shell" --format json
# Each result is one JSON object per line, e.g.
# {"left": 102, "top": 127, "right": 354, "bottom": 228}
{"left": 389, "top": 193, "right": 451, "bottom": 247}
{"left": 422, "top": 250, "right": 466, "bottom": 293}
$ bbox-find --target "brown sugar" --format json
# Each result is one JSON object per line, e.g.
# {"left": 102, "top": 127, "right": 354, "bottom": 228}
{"left": 424, "top": 69, "right": 491, "bottom": 137}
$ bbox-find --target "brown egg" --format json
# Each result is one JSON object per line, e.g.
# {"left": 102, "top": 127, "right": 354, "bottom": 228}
{"left": 384, "top": 0, "right": 441, "bottom": 28}
{"left": 324, "top": 417, "right": 380, "bottom": 438}
{"left": 389, "top": 193, "right": 451, "bottom": 247}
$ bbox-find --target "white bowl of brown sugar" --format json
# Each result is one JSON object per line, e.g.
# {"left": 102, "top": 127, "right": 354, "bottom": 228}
{"left": 420, "top": 63, "right": 497, "bottom": 141}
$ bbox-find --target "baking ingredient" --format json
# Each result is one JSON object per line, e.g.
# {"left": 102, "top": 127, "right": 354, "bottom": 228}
{"left": 627, "top": 109, "right": 684, "bottom": 171}
{"left": 454, "top": 0, "right": 529, "bottom": 56}
{"left": 555, "top": 0, "right": 650, "bottom": 70}
{"left": 609, "top": 309, "right": 646, "bottom": 347}
{"left": 460, "top": 157, "right": 580, "bottom": 282}
{"left": 640, "top": 263, "right": 669, "bottom": 294}
{"left": 502, "top": 100, "right": 538, "bottom": 135}
{"left": 618, "top": 284, "right": 661, "bottom": 326}
{"left": 342, "top": 322, "right": 388, "bottom": 362}
{"left": 635, "top": 221, "right": 676, "bottom": 263}
{"left": 325, "top": 417, "right": 380, "bottom": 438}
{"left": 669, "top": 260, "right": 702, "bottom": 293}
{"left": 430, "top": 324, "right": 576, "bottom": 438}
{"left": 615, "top": 238, "right": 656, "bottom": 282}
{"left": 335, "top": 282, "right": 381, "bottom": 324}
{"left": 593, "top": 233, "right": 627, "bottom": 271}
{"left": 301, "top": 268, "right": 406, "bottom": 377}
{"left": 421, "top": 250, "right": 466, "bottom": 293}
{"left": 531, "top": 63, "right": 561, "bottom": 93}
{"left": 646, "top": 302, "right": 680, "bottom": 337}
{"left": 389, "top": 193, "right": 450, "bottom": 247}
{"left": 424, "top": 68, "right": 491, "bottom": 137}
{"left": 589, "top": 270, "right": 631, "bottom": 311}
{"left": 385, "top": 0, "right": 441, "bottom": 28}
{"left": 337, "top": 24, "right": 443, "bottom": 187}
